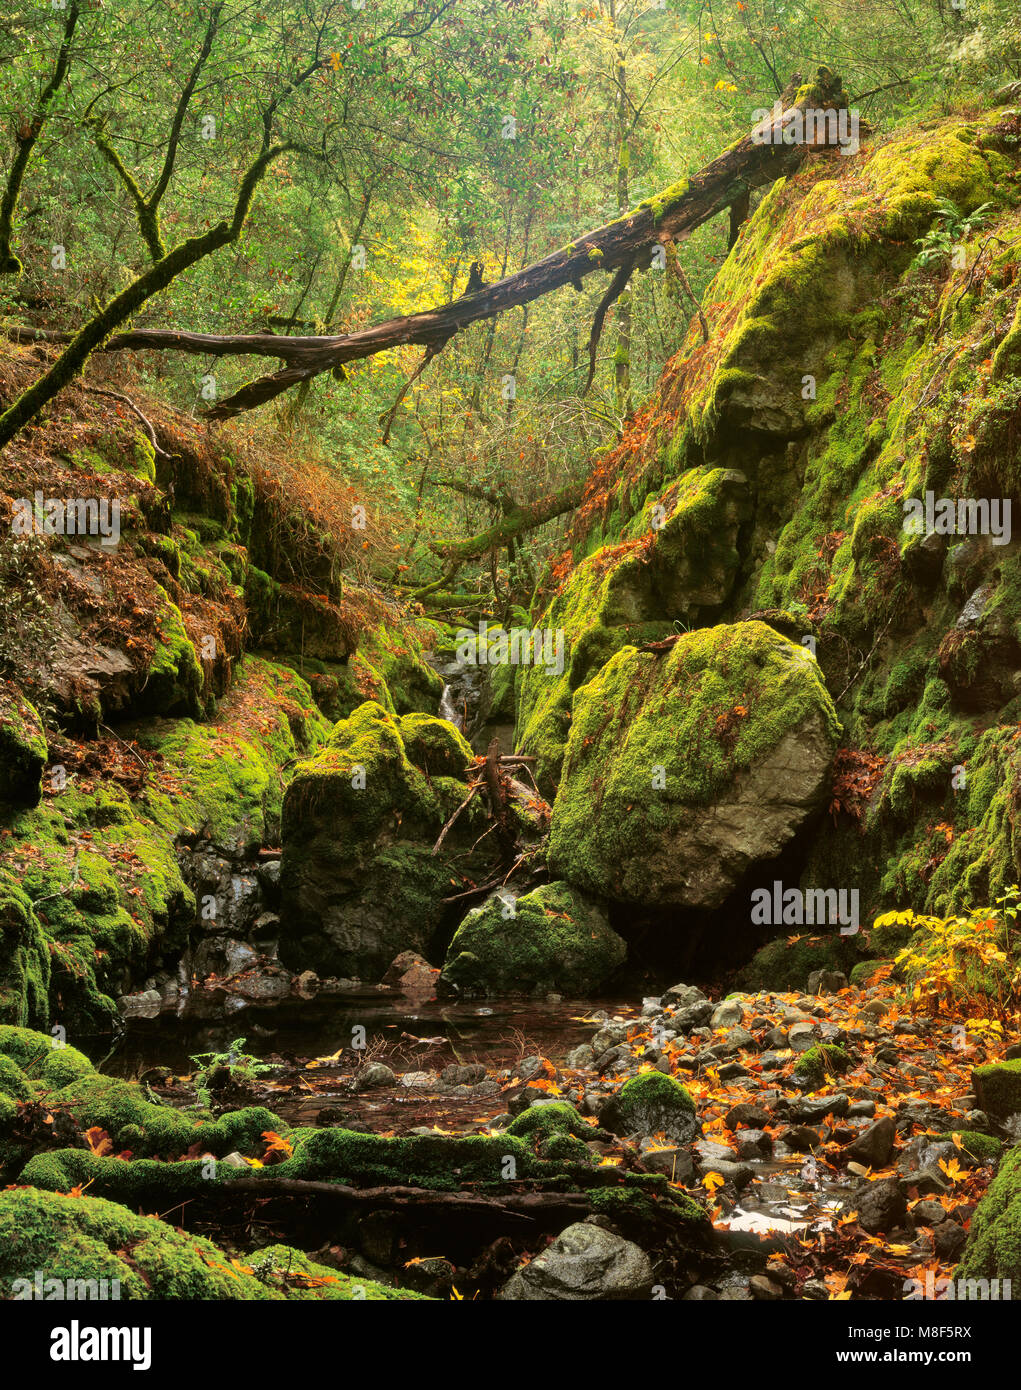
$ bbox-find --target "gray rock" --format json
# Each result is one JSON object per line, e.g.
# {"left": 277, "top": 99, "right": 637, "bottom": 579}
{"left": 353, "top": 1062, "right": 395, "bottom": 1090}
{"left": 663, "top": 983, "right": 708, "bottom": 1009}
{"left": 496, "top": 1222, "right": 653, "bottom": 1301}
{"left": 117, "top": 989, "right": 162, "bottom": 1017}
{"left": 846, "top": 1116, "right": 896, "bottom": 1168}
{"left": 850, "top": 1176, "right": 907, "bottom": 1233}
{"left": 712, "top": 999, "right": 744, "bottom": 1029}
{"left": 788, "top": 1021, "right": 819, "bottom": 1051}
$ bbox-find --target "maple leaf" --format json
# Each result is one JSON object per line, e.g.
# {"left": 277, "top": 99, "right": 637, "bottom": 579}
{"left": 262, "top": 1130, "right": 293, "bottom": 1158}
{"left": 84, "top": 1126, "right": 114, "bottom": 1157}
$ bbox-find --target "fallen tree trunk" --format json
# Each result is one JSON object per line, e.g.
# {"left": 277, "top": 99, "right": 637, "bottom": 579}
{"left": 10, "top": 67, "right": 851, "bottom": 423}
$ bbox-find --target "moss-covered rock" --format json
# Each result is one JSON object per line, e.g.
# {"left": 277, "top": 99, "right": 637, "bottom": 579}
{"left": 441, "top": 881, "right": 626, "bottom": 996}
{"left": 793, "top": 1043, "right": 851, "bottom": 1088}
{"left": 0, "top": 683, "right": 46, "bottom": 808}
{"left": 279, "top": 701, "right": 490, "bottom": 979}
{"left": 0, "top": 876, "right": 50, "bottom": 1029}
{"left": 973, "top": 1061, "right": 1021, "bottom": 1120}
{"left": 0, "top": 658, "right": 328, "bottom": 1028}
{"left": 599, "top": 1071, "right": 700, "bottom": 1144}
{"left": 547, "top": 622, "right": 840, "bottom": 910}
{"left": 0, "top": 1188, "right": 423, "bottom": 1300}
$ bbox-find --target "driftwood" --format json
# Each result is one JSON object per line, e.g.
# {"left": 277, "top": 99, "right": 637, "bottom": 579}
{"left": 9, "top": 68, "right": 852, "bottom": 422}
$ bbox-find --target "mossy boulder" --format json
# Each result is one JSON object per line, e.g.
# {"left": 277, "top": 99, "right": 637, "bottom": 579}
{"left": 599, "top": 1071, "right": 700, "bottom": 1144}
{"left": 0, "top": 1188, "right": 422, "bottom": 1300}
{"left": 279, "top": 701, "right": 491, "bottom": 979}
{"left": 0, "top": 683, "right": 46, "bottom": 808}
{"left": 548, "top": 622, "right": 840, "bottom": 909}
{"left": 441, "top": 881, "right": 626, "bottom": 996}
{"left": 973, "top": 1061, "right": 1021, "bottom": 1121}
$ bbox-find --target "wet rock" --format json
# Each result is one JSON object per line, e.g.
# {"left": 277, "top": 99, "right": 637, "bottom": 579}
{"left": 293, "top": 969, "right": 319, "bottom": 998}
{"left": 564, "top": 1044, "right": 594, "bottom": 1069}
{"left": 780, "top": 1126, "right": 820, "bottom": 1152}
{"left": 591, "top": 1023, "right": 629, "bottom": 1055}
{"left": 673, "top": 1001, "right": 714, "bottom": 1031}
{"left": 912, "top": 1200, "right": 946, "bottom": 1226}
{"left": 788, "top": 1021, "right": 819, "bottom": 1051}
{"left": 382, "top": 950, "right": 439, "bottom": 996}
{"left": 790, "top": 1094, "right": 849, "bottom": 1124}
{"left": 698, "top": 1158, "right": 754, "bottom": 1190}
{"left": 749, "top": 1274, "right": 785, "bottom": 1300}
{"left": 849, "top": 1177, "right": 907, "bottom": 1233}
{"left": 232, "top": 966, "right": 293, "bottom": 1000}
{"left": 933, "top": 1220, "right": 968, "bottom": 1261}
{"left": 496, "top": 1222, "right": 654, "bottom": 1301}
{"left": 641, "top": 1145, "right": 695, "bottom": 1183}
{"left": 353, "top": 1062, "right": 395, "bottom": 1090}
{"left": 848, "top": 1100, "right": 876, "bottom": 1118}
{"left": 117, "top": 989, "right": 162, "bottom": 1017}
{"left": 664, "top": 983, "right": 708, "bottom": 1009}
{"left": 733, "top": 1129, "right": 773, "bottom": 1160}
{"left": 441, "top": 1063, "right": 487, "bottom": 1086}
{"left": 399, "top": 1069, "right": 439, "bottom": 1089}
{"left": 846, "top": 1116, "right": 896, "bottom": 1167}
{"left": 726, "top": 1102, "right": 772, "bottom": 1130}
{"left": 712, "top": 999, "right": 744, "bottom": 1028}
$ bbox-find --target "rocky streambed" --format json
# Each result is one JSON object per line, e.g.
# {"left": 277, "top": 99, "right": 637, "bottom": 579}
{"left": 89, "top": 955, "right": 1013, "bottom": 1302}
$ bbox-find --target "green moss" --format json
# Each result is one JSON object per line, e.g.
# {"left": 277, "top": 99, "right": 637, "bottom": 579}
{"left": 0, "top": 1187, "right": 424, "bottom": 1300}
{"left": 0, "top": 874, "right": 50, "bottom": 1029}
{"left": 0, "top": 683, "right": 46, "bottom": 808}
{"left": 737, "top": 934, "right": 863, "bottom": 991}
{"left": 958, "top": 1146, "right": 1021, "bottom": 1292}
{"left": 441, "top": 881, "right": 626, "bottom": 996}
{"left": 547, "top": 621, "right": 839, "bottom": 904}
{"left": 933, "top": 1131, "right": 1002, "bottom": 1163}
{"left": 793, "top": 1044, "right": 851, "bottom": 1088}
{"left": 280, "top": 700, "right": 491, "bottom": 977}
{"left": 973, "top": 1061, "right": 1021, "bottom": 1120}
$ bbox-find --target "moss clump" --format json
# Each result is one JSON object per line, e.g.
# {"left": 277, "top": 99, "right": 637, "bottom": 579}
{"left": 441, "top": 881, "right": 626, "bottom": 996}
{"left": 547, "top": 622, "right": 839, "bottom": 907}
{"left": 933, "top": 1131, "right": 1002, "bottom": 1163}
{"left": 973, "top": 1061, "right": 1021, "bottom": 1120}
{"left": 505, "top": 1101, "right": 608, "bottom": 1152}
{"left": 599, "top": 1071, "right": 699, "bottom": 1144}
{"left": 397, "top": 712, "right": 473, "bottom": 778}
{"left": 793, "top": 1044, "right": 851, "bottom": 1088}
{"left": 0, "top": 1188, "right": 423, "bottom": 1300}
{"left": 0, "top": 1026, "right": 92, "bottom": 1087}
